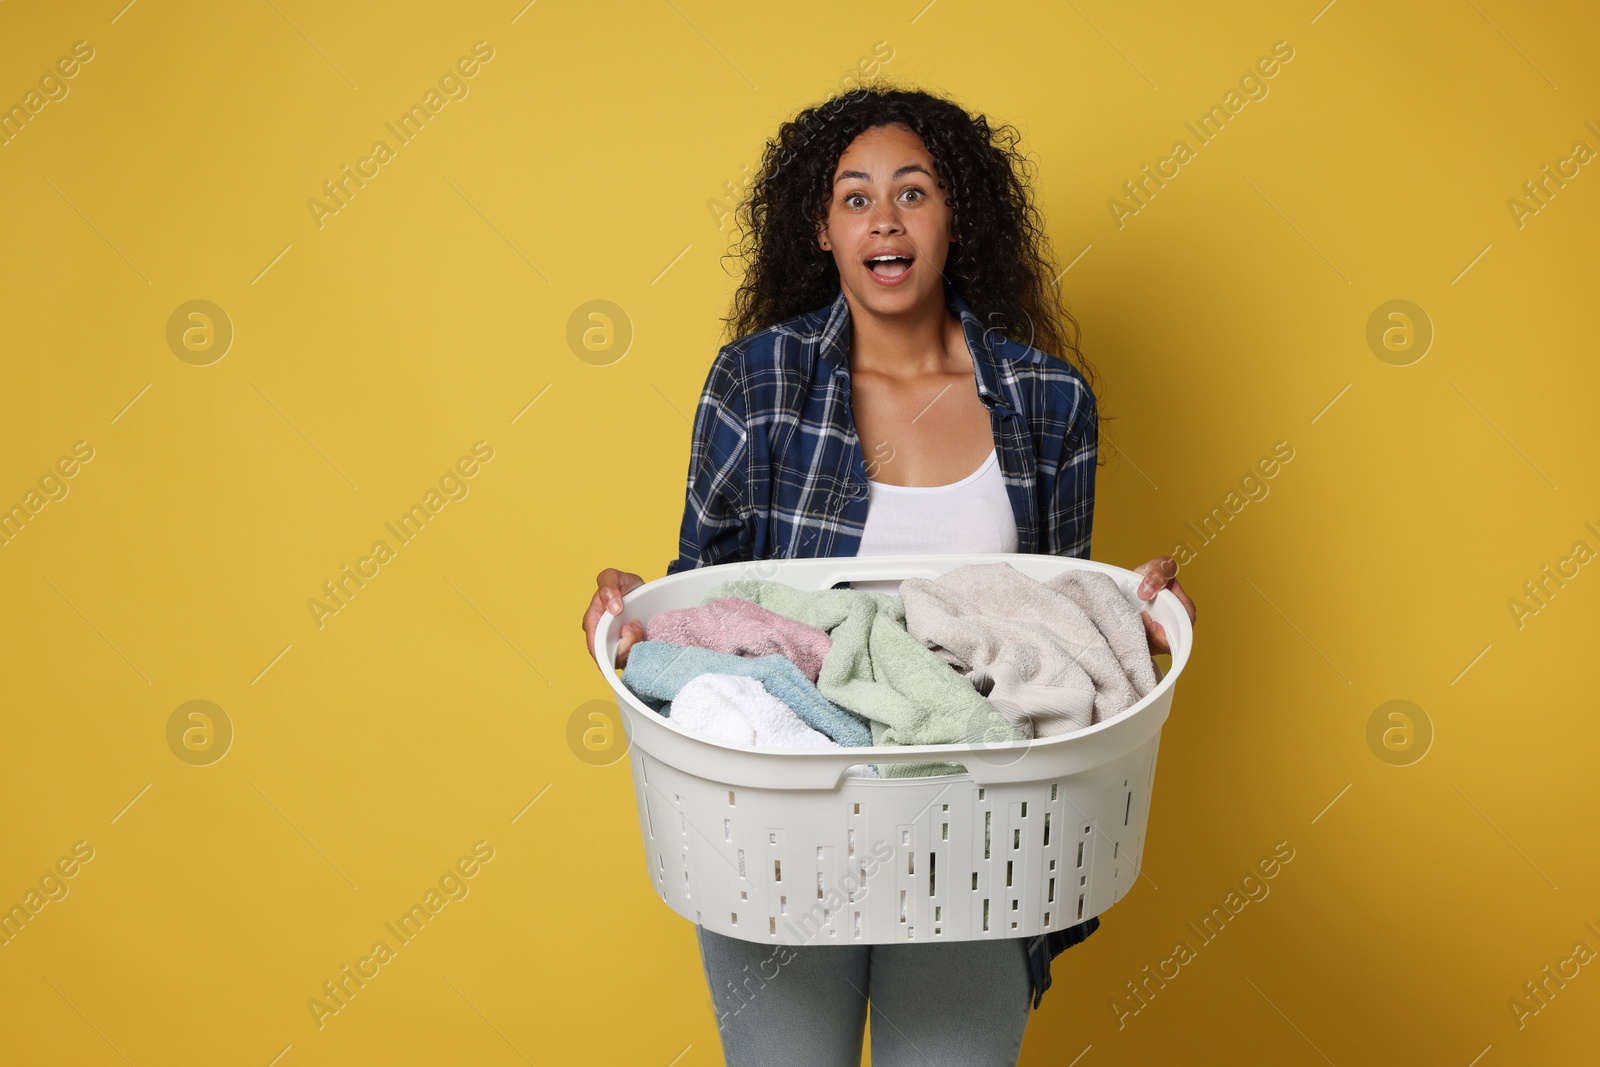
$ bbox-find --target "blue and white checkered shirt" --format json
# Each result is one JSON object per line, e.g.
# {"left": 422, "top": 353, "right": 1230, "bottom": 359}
{"left": 666, "top": 283, "right": 1098, "bottom": 576}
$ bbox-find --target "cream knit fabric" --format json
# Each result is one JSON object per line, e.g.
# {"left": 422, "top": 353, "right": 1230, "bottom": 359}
{"left": 899, "top": 563, "right": 1158, "bottom": 736}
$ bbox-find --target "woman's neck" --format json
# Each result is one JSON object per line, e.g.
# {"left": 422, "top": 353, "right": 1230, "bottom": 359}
{"left": 845, "top": 287, "right": 963, "bottom": 377}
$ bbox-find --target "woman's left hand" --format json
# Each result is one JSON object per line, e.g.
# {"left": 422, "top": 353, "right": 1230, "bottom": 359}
{"left": 1133, "top": 556, "right": 1195, "bottom": 656}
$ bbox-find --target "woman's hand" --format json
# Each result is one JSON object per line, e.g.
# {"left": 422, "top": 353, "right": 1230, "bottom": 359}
{"left": 1133, "top": 556, "right": 1195, "bottom": 656}
{"left": 583, "top": 568, "right": 647, "bottom": 670}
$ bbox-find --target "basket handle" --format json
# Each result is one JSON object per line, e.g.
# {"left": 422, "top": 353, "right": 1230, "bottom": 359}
{"left": 807, "top": 743, "right": 1068, "bottom": 788}
{"left": 622, "top": 696, "right": 1160, "bottom": 789}
{"left": 792, "top": 553, "right": 1138, "bottom": 596}
{"left": 803, "top": 558, "right": 961, "bottom": 589}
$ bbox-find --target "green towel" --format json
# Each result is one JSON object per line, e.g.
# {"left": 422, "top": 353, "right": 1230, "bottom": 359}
{"left": 703, "top": 578, "right": 1025, "bottom": 778}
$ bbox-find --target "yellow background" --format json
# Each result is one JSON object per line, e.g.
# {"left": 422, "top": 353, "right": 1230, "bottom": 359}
{"left": 2, "top": 0, "right": 1596, "bottom": 1063}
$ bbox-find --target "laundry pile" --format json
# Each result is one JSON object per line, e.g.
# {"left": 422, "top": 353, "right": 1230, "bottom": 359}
{"left": 618, "top": 562, "right": 1160, "bottom": 778}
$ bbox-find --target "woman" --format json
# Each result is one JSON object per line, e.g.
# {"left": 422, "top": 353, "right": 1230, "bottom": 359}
{"left": 582, "top": 86, "right": 1196, "bottom": 1066}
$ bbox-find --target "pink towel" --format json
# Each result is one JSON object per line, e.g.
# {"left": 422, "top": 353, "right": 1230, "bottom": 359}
{"left": 644, "top": 596, "right": 832, "bottom": 682}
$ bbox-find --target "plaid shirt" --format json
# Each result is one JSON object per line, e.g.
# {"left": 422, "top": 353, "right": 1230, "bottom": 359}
{"left": 664, "top": 281, "right": 1102, "bottom": 1007}
{"left": 666, "top": 283, "right": 1098, "bottom": 576}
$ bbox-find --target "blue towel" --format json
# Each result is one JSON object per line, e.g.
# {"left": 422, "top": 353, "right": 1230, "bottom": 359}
{"left": 620, "top": 640, "right": 874, "bottom": 747}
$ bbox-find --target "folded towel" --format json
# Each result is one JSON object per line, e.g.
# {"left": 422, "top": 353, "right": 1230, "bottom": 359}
{"left": 703, "top": 579, "right": 1025, "bottom": 778}
{"left": 1045, "top": 570, "right": 1159, "bottom": 702}
{"left": 644, "top": 596, "right": 832, "bottom": 682}
{"left": 620, "top": 640, "right": 873, "bottom": 747}
{"left": 899, "top": 563, "right": 1157, "bottom": 735}
{"left": 671, "top": 674, "right": 881, "bottom": 775}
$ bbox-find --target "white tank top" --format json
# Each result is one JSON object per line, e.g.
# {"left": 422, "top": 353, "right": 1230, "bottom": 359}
{"left": 850, "top": 447, "right": 1019, "bottom": 594}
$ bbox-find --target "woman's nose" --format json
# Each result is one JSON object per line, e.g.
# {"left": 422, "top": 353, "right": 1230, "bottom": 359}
{"left": 870, "top": 205, "right": 903, "bottom": 235}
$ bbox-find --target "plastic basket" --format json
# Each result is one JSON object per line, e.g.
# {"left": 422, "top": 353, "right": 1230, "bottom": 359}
{"left": 593, "top": 553, "right": 1192, "bottom": 947}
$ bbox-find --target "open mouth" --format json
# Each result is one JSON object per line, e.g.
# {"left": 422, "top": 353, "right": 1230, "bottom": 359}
{"left": 866, "top": 255, "right": 915, "bottom": 282}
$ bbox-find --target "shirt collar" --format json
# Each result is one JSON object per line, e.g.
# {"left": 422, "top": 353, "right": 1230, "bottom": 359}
{"left": 816, "top": 283, "right": 1016, "bottom": 415}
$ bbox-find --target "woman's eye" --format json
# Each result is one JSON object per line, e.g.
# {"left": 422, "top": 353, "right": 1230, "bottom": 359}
{"left": 845, "top": 188, "right": 922, "bottom": 208}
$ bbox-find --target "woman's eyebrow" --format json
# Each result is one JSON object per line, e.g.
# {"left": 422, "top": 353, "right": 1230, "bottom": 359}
{"left": 834, "top": 163, "right": 931, "bottom": 185}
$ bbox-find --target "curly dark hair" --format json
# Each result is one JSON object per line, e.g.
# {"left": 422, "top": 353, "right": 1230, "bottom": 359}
{"left": 719, "top": 83, "right": 1107, "bottom": 464}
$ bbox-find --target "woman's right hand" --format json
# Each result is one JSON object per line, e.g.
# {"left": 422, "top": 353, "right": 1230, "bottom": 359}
{"left": 583, "top": 568, "right": 647, "bottom": 670}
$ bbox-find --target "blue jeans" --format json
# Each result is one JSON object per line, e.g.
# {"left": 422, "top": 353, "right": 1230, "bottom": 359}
{"left": 696, "top": 925, "right": 1033, "bottom": 1066}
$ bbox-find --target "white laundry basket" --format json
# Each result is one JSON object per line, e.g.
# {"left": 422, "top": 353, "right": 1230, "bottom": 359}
{"left": 593, "top": 553, "right": 1192, "bottom": 948}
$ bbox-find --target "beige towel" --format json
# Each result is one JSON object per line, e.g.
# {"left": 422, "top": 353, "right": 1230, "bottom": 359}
{"left": 899, "top": 563, "right": 1158, "bottom": 736}
{"left": 1046, "top": 570, "right": 1160, "bottom": 703}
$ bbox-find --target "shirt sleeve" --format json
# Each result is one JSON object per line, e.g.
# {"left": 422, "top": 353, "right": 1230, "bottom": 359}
{"left": 665, "top": 344, "right": 750, "bottom": 576}
{"left": 1047, "top": 377, "right": 1097, "bottom": 559}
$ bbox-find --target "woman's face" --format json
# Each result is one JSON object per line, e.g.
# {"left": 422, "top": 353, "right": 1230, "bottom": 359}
{"left": 817, "top": 122, "right": 954, "bottom": 313}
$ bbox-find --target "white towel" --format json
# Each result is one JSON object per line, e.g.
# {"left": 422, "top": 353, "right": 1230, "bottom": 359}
{"left": 670, "top": 673, "right": 878, "bottom": 776}
{"left": 672, "top": 673, "right": 837, "bottom": 747}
